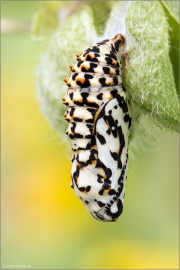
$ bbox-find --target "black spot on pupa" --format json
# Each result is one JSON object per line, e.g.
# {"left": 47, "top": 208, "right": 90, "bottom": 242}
{"left": 114, "top": 40, "right": 121, "bottom": 52}
{"left": 113, "top": 76, "right": 118, "bottom": 85}
{"left": 79, "top": 187, "right": 85, "bottom": 192}
{"left": 86, "top": 46, "right": 100, "bottom": 54}
{"left": 97, "top": 93, "right": 103, "bottom": 100}
{"left": 108, "top": 189, "right": 116, "bottom": 195}
{"left": 86, "top": 186, "right": 91, "bottom": 192}
{"left": 110, "top": 89, "right": 118, "bottom": 97}
{"left": 110, "top": 151, "right": 118, "bottom": 161}
{"left": 69, "top": 133, "right": 84, "bottom": 139}
{"left": 99, "top": 77, "right": 106, "bottom": 86}
{"left": 74, "top": 117, "right": 83, "bottom": 122}
{"left": 97, "top": 201, "right": 105, "bottom": 207}
{"left": 72, "top": 73, "right": 78, "bottom": 81}
{"left": 98, "top": 189, "right": 104, "bottom": 195}
{"left": 97, "top": 132, "right": 106, "bottom": 145}
{"left": 69, "top": 108, "right": 75, "bottom": 116}
{"left": 124, "top": 114, "right": 130, "bottom": 123}
{"left": 102, "top": 182, "right": 111, "bottom": 190}
{"left": 69, "top": 92, "right": 74, "bottom": 100}
{"left": 77, "top": 60, "right": 84, "bottom": 67}
{"left": 102, "top": 66, "right": 110, "bottom": 74}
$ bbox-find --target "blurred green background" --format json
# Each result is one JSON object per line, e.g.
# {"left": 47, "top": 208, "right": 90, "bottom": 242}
{"left": 1, "top": 1, "right": 179, "bottom": 269}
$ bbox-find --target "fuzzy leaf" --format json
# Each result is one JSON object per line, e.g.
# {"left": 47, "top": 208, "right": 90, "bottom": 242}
{"left": 105, "top": 1, "right": 179, "bottom": 132}
{"left": 126, "top": 1, "right": 179, "bottom": 132}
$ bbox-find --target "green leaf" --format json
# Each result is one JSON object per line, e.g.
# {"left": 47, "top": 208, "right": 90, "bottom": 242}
{"left": 161, "top": 1, "right": 179, "bottom": 94}
{"left": 105, "top": 1, "right": 179, "bottom": 132}
{"left": 126, "top": 1, "right": 179, "bottom": 132}
{"left": 32, "top": 5, "right": 59, "bottom": 42}
{"left": 36, "top": 6, "right": 97, "bottom": 139}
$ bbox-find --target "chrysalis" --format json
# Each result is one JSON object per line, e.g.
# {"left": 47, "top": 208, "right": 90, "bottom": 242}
{"left": 62, "top": 34, "right": 131, "bottom": 222}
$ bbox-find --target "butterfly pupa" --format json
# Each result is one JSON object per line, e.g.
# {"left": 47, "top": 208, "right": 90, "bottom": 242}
{"left": 63, "top": 34, "right": 131, "bottom": 222}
